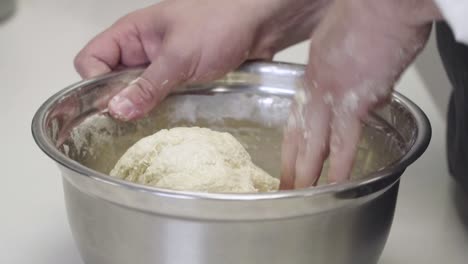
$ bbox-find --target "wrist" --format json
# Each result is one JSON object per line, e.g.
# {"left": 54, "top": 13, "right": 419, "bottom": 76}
{"left": 253, "top": 0, "right": 331, "bottom": 53}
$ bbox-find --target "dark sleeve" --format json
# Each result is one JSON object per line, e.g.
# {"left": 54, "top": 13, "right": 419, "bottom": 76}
{"left": 436, "top": 22, "right": 468, "bottom": 192}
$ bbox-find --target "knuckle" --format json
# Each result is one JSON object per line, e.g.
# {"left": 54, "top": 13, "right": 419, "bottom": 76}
{"left": 132, "top": 78, "right": 156, "bottom": 105}
{"left": 73, "top": 52, "right": 85, "bottom": 70}
{"left": 164, "top": 46, "right": 200, "bottom": 81}
{"left": 73, "top": 52, "right": 89, "bottom": 76}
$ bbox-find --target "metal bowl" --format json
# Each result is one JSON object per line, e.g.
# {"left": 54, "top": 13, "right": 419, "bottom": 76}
{"left": 32, "top": 61, "right": 431, "bottom": 264}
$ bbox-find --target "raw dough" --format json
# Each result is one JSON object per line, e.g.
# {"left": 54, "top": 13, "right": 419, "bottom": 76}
{"left": 110, "top": 127, "right": 279, "bottom": 193}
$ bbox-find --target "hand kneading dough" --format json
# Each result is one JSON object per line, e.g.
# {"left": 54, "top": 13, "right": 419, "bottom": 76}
{"left": 110, "top": 127, "right": 279, "bottom": 193}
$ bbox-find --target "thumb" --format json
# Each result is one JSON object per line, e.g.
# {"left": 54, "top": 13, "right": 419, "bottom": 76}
{"left": 108, "top": 52, "right": 190, "bottom": 121}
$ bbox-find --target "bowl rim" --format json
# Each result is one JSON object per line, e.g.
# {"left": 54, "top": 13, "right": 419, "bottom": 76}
{"left": 31, "top": 61, "right": 432, "bottom": 201}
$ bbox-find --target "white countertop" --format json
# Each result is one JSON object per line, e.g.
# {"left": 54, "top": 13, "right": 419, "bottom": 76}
{"left": 1, "top": 1, "right": 467, "bottom": 263}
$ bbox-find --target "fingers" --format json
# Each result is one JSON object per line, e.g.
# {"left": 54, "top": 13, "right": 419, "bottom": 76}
{"left": 74, "top": 13, "right": 163, "bottom": 79}
{"left": 327, "top": 115, "right": 362, "bottom": 183}
{"left": 74, "top": 29, "right": 121, "bottom": 78}
{"left": 280, "top": 85, "right": 332, "bottom": 190}
{"left": 108, "top": 51, "right": 190, "bottom": 121}
{"left": 280, "top": 108, "right": 300, "bottom": 190}
{"left": 293, "top": 96, "right": 331, "bottom": 189}
{"left": 279, "top": 0, "right": 371, "bottom": 188}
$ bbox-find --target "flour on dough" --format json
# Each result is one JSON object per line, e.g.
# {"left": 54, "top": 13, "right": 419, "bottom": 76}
{"left": 110, "top": 127, "right": 279, "bottom": 193}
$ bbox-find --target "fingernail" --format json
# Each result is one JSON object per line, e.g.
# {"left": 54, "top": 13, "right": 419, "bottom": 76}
{"left": 109, "top": 95, "right": 140, "bottom": 121}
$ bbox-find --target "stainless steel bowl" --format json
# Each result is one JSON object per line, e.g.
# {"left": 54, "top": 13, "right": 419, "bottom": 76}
{"left": 32, "top": 61, "right": 431, "bottom": 264}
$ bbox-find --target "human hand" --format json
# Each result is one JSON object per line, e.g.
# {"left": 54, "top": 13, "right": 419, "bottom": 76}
{"left": 280, "top": 0, "right": 441, "bottom": 189}
{"left": 74, "top": 0, "right": 329, "bottom": 121}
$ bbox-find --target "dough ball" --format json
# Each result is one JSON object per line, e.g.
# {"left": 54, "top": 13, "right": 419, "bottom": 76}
{"left": 110, "top": 127, "right": 279, "bottom": 193}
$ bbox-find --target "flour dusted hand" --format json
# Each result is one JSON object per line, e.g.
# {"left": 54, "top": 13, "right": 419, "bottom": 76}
{"left": 280, "top": 0, "right": 441, "bottom": 189}
{"left": 110, "top": 127, "right": 279, "bottom": 193}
